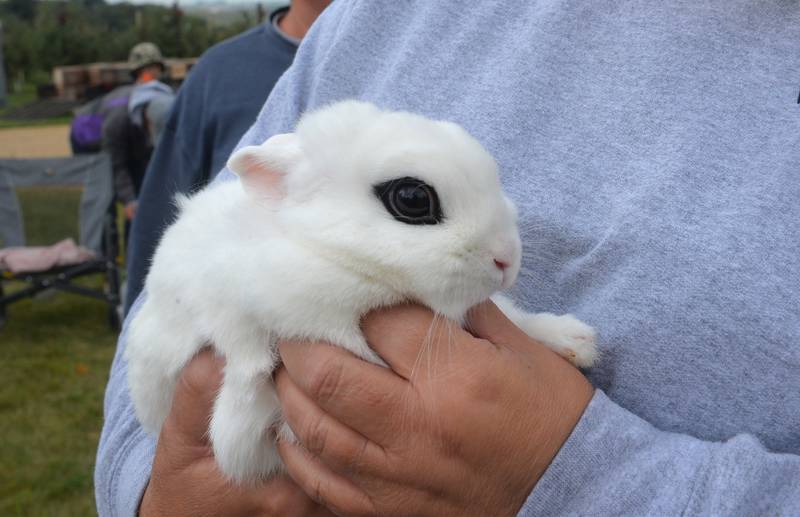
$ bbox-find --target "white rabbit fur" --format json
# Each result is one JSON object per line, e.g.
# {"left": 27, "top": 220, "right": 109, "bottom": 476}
{"left": 126, "top": 100, "right": 597, "bottom": 483}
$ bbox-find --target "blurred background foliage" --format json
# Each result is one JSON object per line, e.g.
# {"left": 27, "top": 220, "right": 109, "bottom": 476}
{"left": 1, "top": 0, "right": 259, "bottom": 89}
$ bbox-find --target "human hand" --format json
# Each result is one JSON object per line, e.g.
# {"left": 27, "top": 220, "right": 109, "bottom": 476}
{"left": 139, "top": 349, "right": 335, "bottom": 517}
{"left": 124, "top": 201, "right": 138, "bottom": 220}
{"left": 275, "top": 302, "right": 594, "bottom": 517}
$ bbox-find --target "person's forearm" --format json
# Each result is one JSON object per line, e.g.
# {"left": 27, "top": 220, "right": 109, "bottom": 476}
{"left": 95, "top": 297, "right": 156, "bottom": 517}
{"left": 519, "top": 390, "right": 800, "bottom": 516}
{"left": 114, "top": 168, "right": 136, "bottom": 205}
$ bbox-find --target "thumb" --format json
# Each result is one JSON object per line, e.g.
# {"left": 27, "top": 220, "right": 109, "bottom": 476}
{"left": 465, "top": 299, "right": 537, "bottom": 356}
{"left": 164, "top": 348, "right": 225, "bottom": 445}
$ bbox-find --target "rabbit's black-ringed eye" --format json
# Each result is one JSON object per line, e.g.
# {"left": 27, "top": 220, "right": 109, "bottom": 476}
{"left": 373, "top": 177, "right": 443, "bottom": 225}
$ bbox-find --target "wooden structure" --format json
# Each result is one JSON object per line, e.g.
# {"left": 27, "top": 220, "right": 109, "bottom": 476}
{"left": 53, "top": 58, "right": 197, "bottom": 101}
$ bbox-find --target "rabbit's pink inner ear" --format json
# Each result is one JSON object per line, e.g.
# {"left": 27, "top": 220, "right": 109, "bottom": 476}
{"left": 228, "top": 147, "right": 288, "bottom": 199}
{"left": 243, "top": 157, "right": 286, "bottom": 198}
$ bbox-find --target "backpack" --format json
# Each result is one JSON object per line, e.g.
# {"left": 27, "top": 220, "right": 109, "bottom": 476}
{"left": 70, "top": 85, "right": 133, "bottom": 154}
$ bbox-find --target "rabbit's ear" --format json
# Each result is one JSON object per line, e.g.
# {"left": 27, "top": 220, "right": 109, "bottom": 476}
{"left": 227, "top": 133, "right": 302, "bottom": 199}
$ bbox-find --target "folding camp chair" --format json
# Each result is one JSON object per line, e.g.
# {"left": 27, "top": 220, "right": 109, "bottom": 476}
{"left": 0, "top": 154, "right": 122, "bottom": 329}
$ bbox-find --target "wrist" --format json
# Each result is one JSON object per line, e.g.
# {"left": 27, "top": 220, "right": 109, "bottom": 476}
{"left": 525, "top": 347, "right": 595, "bottom": 485}
{"left": 137, "top": 481, "right": 156, "bottom": 517}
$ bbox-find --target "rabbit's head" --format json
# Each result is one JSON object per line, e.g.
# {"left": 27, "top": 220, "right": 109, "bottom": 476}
{"left": 228, "top": 101, "right": 520, "bottom": 320}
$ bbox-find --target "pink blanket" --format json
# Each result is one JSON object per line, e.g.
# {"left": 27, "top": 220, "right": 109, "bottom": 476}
{"left": 0, "top": 238, "right": 96, "bottom": 274}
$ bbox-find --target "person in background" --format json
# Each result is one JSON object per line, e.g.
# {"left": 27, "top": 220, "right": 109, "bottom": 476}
{"left": 128, "top": 76, "right": 174, "bottom": 149}
{"left": 102, "top": 42, "right": 174, "bottom": 228}
{"left": 140, "top": 94, "right": 173, "bottom": 147}
{"left": 69, "top": 87, "right": 131, "bottom": 155}
{"left": 122, "top": 1, "right": 331, "bottom": 315}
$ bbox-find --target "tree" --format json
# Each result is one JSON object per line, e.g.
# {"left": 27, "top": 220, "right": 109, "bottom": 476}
{"left": 6, "top": 0, "right": 37, "bottom": 22}
{"left": 0, "top": 0, "right": 259, "bottom": 91}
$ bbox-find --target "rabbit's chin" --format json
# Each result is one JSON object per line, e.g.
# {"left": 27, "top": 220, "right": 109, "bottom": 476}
{"left": 420, "top": 287, "right": 502, "bottom": 325}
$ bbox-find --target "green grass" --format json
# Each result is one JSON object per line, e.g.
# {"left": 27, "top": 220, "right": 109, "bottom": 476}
{"left": 0, "top": 289, "right": 116, "bottom": 516}
{"left": 1, "top": 83, "right": 38, "bottom": 113}
{"left": 0, "top": 186, "right": 118, "bottom": 516}
{"left": 15, "top": 187, "right": 82, "bottom": 247}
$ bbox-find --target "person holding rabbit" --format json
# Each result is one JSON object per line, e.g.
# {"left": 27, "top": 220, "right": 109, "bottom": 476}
{"left": 96, "top": 1, "right": 800, "bottom": 516}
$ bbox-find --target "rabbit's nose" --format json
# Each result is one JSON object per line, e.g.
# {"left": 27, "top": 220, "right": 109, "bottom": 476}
{"left": 494, "top": 258, "right": 509, "bottom": 270}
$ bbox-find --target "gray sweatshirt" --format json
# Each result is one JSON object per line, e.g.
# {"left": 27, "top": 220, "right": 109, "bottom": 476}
{"left": 95, "top": 1, "right": 800, "bottom": 515}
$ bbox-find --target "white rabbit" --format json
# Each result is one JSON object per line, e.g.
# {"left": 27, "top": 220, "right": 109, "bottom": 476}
{"left": 126, "top": 100, "right": 597, "bottom": 483}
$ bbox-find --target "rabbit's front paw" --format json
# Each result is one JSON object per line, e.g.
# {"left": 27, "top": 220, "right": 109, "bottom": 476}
{"left": 510, "top": 311, "right": 599, "bottom": 368}
{"left": 493, "top": 296, "right": 599, "bottom": 369}
{"left": 544, "top": 314, "right": 598, "bottom": 368}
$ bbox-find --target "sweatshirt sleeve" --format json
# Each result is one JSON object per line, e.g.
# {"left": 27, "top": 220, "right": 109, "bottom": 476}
{"left": 519, "top": 390, "right": 800, "bottom": 516}
{"left": 94, "top": 298, "right": 156, "bottom": 517}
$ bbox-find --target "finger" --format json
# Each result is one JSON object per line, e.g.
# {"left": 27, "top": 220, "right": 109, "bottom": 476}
{"left": 278, "top": 437, "right": 378, "bottom": 517}
{"left": 166, "top": 348, "right": 225, "bottom": 444}
{"left": 275, "top": 367, "right": 389, "bottom": 476}
{"left": 360, "top": 304, "right": 484, "bottom": 381}
{"left": 279, "top": 340, "right": 410, "bottom": 444}
{"left": 253, "top": 476, "right": 335, "bottom": 516}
